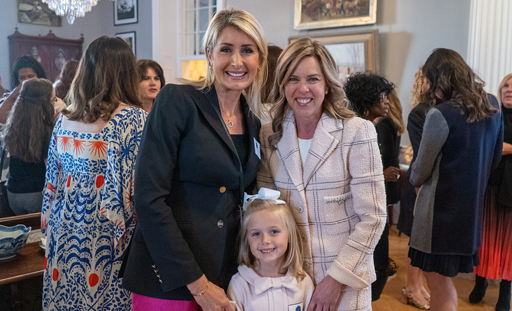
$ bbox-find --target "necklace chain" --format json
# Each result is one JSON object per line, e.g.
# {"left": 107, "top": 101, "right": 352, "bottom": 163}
{"left": 219, "top": 104, "right": 239, "bottom": 128}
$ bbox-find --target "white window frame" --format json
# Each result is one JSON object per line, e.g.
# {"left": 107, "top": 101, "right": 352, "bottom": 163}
{"left": 177, "top": 0, "right": 224, "bottom": 79}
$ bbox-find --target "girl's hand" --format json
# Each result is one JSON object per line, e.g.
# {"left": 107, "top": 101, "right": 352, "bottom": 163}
{"left": 307, "top": 275, "right": 345, "bottom": 311}
{"left": 188, "top": 275, "right": 235, "bottom": 311}
{"left": 383, "top": 166, "right": 400, "bottom": 182}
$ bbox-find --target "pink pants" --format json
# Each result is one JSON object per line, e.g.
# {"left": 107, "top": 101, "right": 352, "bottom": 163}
{"left": 132, "top": 293, "right": 202, "bottom": 311}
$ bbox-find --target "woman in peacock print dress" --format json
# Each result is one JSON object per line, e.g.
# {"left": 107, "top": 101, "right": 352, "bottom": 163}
{"left": 41, "top": 36, "right": 147, "bottom": 311}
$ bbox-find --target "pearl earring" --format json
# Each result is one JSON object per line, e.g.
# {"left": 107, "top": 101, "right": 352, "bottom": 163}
{"left": 325, "top": 90, "right": 328, "bottom": 95}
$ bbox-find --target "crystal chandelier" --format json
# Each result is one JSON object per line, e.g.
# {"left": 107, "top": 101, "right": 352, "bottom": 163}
{"left": 42, "top": 0, "right": 108, "bottom": 24}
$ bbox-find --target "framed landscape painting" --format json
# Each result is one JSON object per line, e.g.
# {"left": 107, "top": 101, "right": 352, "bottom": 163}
{"left": 289, "top": 30, "right": 379, "bottom": 85}
{"left": 295, "top": 0, "right": 377, "bottom": 30}
{"left": 18, "top": 0, "right": 61, "bottom": 27}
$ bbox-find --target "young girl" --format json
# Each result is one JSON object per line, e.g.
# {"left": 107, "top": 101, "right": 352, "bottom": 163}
{"left": 228, "top": 188, "right": 314, "bottom": 311}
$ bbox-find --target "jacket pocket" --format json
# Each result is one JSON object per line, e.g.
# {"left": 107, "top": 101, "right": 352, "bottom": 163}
{"left": 322, "top": 192, "right": 355, "bottom": 236}
{"left": 324, "top": 192, "right": 352, "bottom": 203}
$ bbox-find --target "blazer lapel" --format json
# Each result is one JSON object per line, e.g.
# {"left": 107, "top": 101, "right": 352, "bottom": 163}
{"left": 196, "top": 86, "right": 238, "bottom": 157}
{"left": 303, "top": 114, "right": 342, "bottom": 187}
{"left": 276, "top": 112, "right": 305, "bottom": 192}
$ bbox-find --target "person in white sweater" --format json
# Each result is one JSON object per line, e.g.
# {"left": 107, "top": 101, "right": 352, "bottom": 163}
{"left": 228, "top": 189, "right": 314, "bottom": 311}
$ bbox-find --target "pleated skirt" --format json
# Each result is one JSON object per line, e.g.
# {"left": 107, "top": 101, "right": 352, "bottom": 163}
{"left": 409, "top": 247, "right": 479, "bottom": 277}
{"left": 474, "top": 186, "right": 512, "bottom": 281}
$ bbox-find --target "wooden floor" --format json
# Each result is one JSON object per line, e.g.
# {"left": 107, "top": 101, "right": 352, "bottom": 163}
{"left": 371, "top": 226, "right": 500, "bottom": 311}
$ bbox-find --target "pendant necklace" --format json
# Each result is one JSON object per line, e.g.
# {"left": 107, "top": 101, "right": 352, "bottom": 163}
{"left": 220, "top": 104, "right": 239, "bottom": 128}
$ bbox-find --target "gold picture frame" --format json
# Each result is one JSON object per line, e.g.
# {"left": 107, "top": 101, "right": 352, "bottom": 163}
{"left": 295, "top": 0, "right": 377, "bottom": 30}
{"left": 289, "top": 30, "right": 379, "bottom": 84}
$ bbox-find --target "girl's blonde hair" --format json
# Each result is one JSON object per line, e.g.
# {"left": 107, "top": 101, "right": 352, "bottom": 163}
{"left": 238, "top": 199, "right": 306, "bottom": 279}
{"left": 183, "top": 8, "right": 268, "bottom": 117}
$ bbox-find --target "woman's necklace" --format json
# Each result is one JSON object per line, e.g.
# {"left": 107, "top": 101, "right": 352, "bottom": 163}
{"left": 219, "top": 104, "right": 239, "bottom": 128}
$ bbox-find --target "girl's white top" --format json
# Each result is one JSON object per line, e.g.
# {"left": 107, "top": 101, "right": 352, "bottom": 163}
{"left": 227, "top": 265, "right": 314, "bottom": 311}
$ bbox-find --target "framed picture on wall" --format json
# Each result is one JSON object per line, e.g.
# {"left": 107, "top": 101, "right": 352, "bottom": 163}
{"left": 294, "top": 0, "right": 377, "bottom": 30}
{"left": 289, "top": 30, "right": 379, "bottom": 85}
{"left": 114, "top": 0, "right": 138, "bottom": 25}
{"left": 17, "top": 0, "right": 62, "bottom": 27}
{"left": 116, "top": 31, "right": 136, "bottom": 57}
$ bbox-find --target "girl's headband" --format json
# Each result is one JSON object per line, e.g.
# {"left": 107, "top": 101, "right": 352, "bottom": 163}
{"left": 242, "top": 188, "right": 286, "bottom": 211}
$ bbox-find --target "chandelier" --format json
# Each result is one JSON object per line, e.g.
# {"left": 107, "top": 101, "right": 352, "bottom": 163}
{"left": 42, "top": 0, "right": 109, "bottom": 24}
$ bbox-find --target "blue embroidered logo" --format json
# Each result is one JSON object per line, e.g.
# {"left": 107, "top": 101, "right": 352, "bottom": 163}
{"left": 288, "top": 302, "right": 303, "bottom": 311}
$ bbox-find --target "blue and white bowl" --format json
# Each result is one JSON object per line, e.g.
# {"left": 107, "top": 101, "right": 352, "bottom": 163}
{"left": 0, "top": 224, "right": 31, "bottom": 260}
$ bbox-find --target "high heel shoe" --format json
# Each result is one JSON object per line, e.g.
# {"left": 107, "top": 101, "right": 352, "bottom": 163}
{"left": 401, "top": 286, "right": 430, "bottom": 310}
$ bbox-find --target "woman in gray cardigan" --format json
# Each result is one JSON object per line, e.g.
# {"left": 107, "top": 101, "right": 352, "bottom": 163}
{"left": 409, "top": 48, "right": 503, "bottom": 311}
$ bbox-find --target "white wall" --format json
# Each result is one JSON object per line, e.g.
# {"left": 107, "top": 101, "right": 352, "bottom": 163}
{"left": 0, "top": 0, "right": 153, "bottom": 89}
{"left": 226, "top": 0, "right": 472, "bottom": 146}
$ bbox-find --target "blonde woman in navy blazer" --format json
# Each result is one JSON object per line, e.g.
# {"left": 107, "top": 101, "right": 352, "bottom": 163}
{"left": 258, "top": 38, "right": 386, "bottom": 311}
{"left": 122, "top": 9, "right": 267, "bottom": 311}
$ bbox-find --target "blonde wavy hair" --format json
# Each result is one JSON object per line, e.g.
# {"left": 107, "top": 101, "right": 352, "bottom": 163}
{"left": 238, "top": 199, "right": 306, "bottom": 280}
{"left": 498, "top": 73, "right": 512, "bottom": 106}
{"left": 410, "top": 66, "right": 427, "bottom": 108}
{"left": 268, "top": 38, "right": 354, "bottom": 148}
{"left": 386, "top": 89, "right": 405, "bottom": 135}
{"left": 183, "top": 8, "right": 268, "bottom": 117}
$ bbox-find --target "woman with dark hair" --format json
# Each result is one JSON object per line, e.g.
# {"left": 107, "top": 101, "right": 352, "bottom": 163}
{"left": 11, "top": 55, "right": 47, "bottom": 89}
{"left": 344, "top": 71, "right": 398, "bottom": 302}
{"left": 258, "top": 38, "right": 385, "bottom": 311}
{"left": 53, "top": 60, "right": 79, "bottom": 102}
{"left": 344, "top": 72, "right": 394, "bottom": 119}
{"left": 0, "top": 55, "right": 47, "bottom": 124}
{"left": 41, "top": 36, "right": 146, "bottom": 310}
{"left": 136, "top": 59, "right": 165, "bottom": 112}
{"left": 409, "top": 48, "right": 502, "bottom": 311}
{"left": 376, "top": 89, "right": 405, "bottom": 214}
{"left": 3, "top": 78, "right": 54, "bottom": 215}
{"left": 469, "top": 73, "right": 512, "bottom": 311}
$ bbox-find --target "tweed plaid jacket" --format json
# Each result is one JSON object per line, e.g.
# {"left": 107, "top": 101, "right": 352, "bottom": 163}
{"left": 258, "top": 112, "right": 386, "bottom": 310}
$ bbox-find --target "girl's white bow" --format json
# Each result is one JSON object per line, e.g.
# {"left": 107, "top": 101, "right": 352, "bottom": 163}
{"left": 242, "top": 188, "right": 286, "bottom": 211}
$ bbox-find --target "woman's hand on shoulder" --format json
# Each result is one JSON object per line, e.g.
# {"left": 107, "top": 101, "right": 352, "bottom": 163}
{"left": 307, "top": 275, "right": 345, "bottom": 311}
{"left": 188, "top": 275, "right": 235, "bottom": 311}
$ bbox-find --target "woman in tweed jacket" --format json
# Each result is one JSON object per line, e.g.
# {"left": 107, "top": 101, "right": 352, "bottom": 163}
{"left": 257, "top": 38, "right": 386, "bottom": 311}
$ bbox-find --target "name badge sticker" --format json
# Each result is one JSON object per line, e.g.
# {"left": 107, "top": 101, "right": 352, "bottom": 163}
{"left": 288, "top": 302, "right": 303, "bottom": 311}
{"left": 254, "top": 138, "right": 261, "bottom": 160}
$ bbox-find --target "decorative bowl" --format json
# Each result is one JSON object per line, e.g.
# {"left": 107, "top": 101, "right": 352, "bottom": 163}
{"left": 0, "top": 224, "right": 31, "bottom": 260}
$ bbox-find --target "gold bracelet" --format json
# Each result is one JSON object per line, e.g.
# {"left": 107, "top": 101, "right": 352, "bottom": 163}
{"left": 192, "top": 281, "right": 210, "bottom": 296}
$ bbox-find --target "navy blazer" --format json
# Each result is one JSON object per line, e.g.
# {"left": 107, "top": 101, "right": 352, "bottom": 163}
{"left": 122, "top": 84, "right": 261, "bottom": 300}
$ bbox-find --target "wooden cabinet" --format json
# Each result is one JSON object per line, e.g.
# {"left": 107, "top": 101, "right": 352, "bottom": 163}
{"left": 8, "top": 29, "right": 83, "bottom": 83}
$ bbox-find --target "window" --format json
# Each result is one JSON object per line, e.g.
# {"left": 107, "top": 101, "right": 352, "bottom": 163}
{"left": 180, "top": 0, "right": 221, "bottom": 80}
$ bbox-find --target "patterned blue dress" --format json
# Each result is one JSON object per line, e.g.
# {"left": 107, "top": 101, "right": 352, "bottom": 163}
{"left": 41, "top": 107, "right": 147, "bottom": 311}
